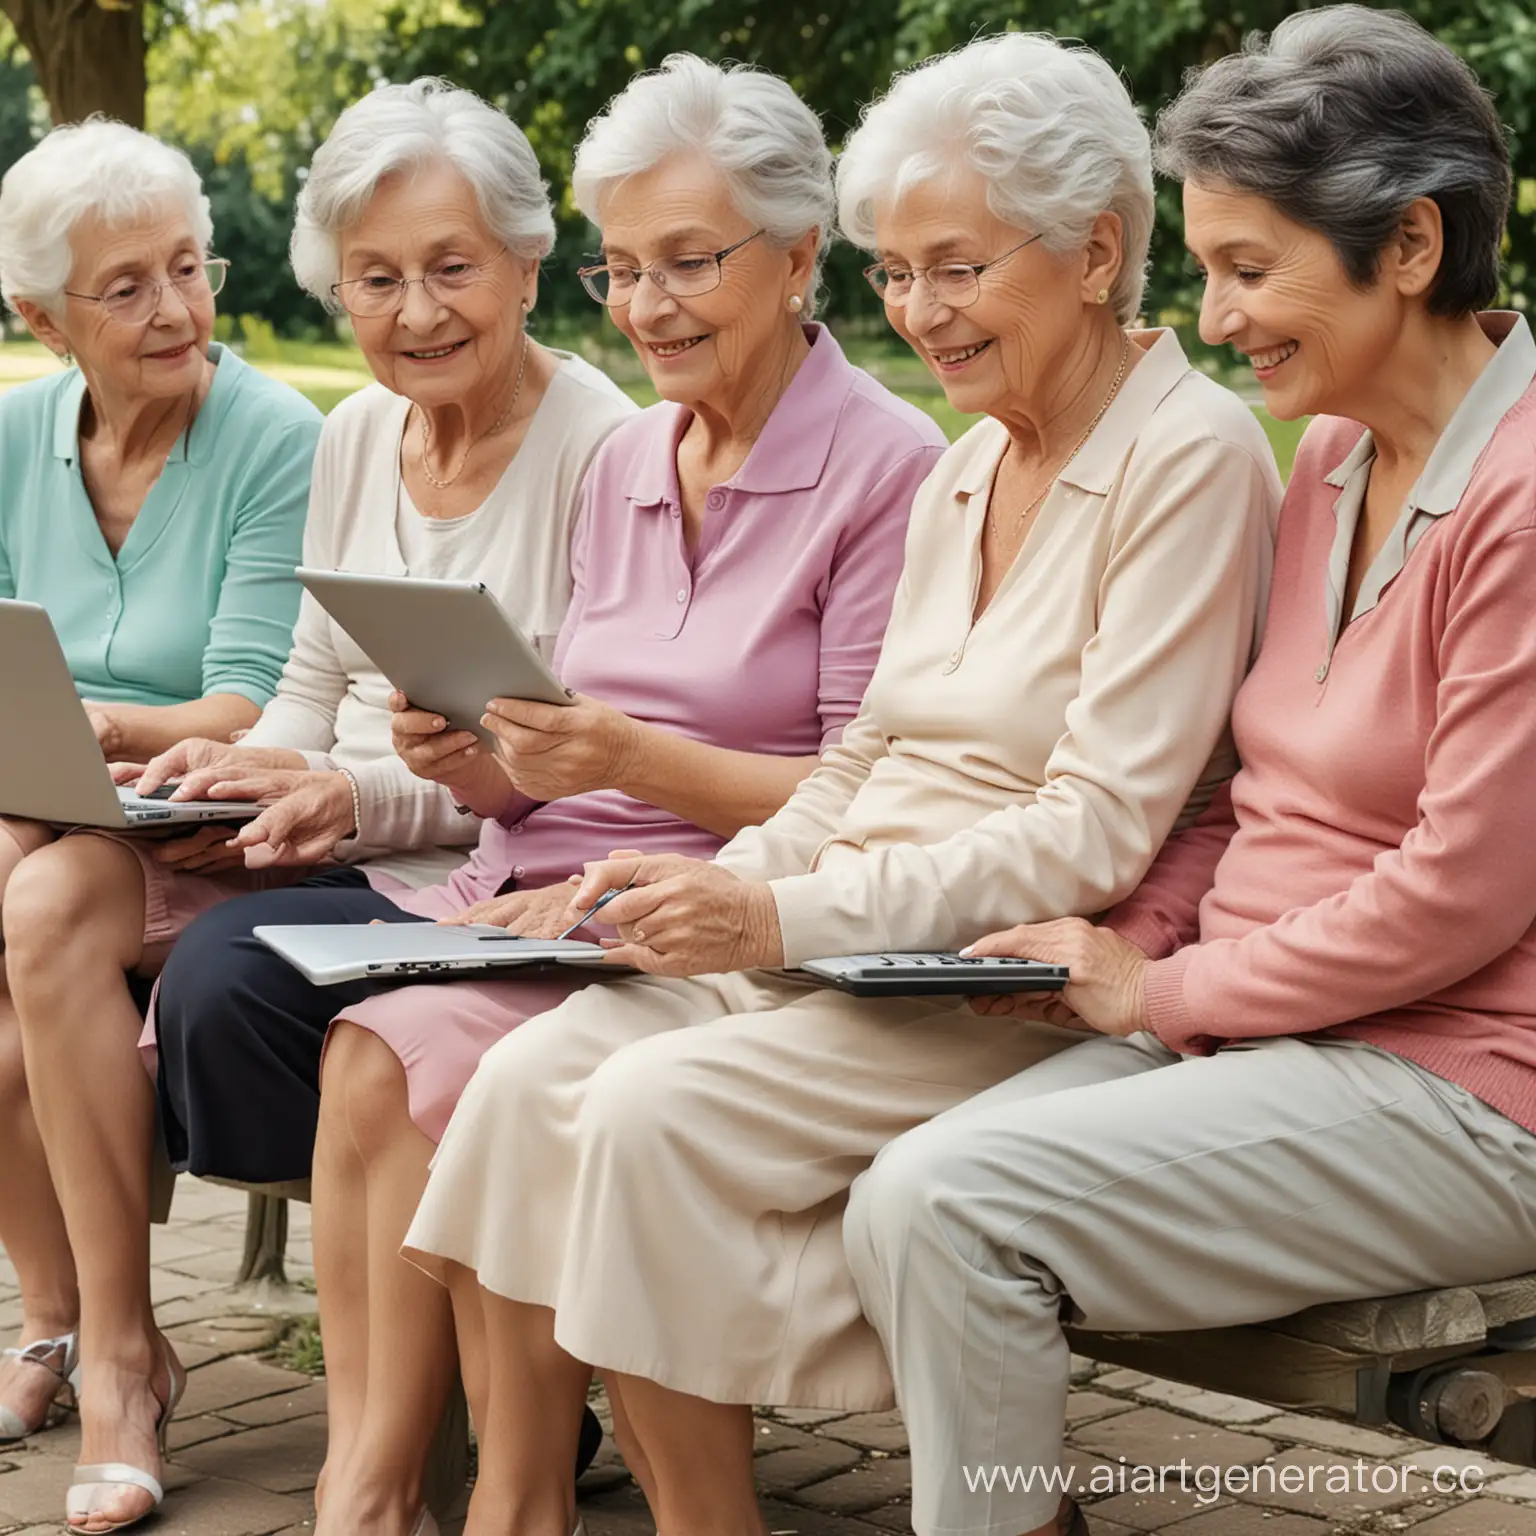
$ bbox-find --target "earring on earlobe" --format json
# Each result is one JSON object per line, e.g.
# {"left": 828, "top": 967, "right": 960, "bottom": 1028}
{"left": 61, "top": 351, "right": 73, "bottom": 368}
{"left": 1096, "top": 288, "right": 1109, "bottom": 306}
{"left": 787, "top": 294, "right": 803, "bottom": 313}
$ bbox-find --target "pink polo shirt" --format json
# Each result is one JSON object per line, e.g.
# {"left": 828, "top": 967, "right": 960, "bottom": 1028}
{"left": 389, "top": 324, "right": 947, "bottom": 912}
{"left": 1104, "top": 313, "right": 1536, "bottom": 1134}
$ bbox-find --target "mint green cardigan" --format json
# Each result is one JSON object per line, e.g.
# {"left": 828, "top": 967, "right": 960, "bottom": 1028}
{"left": 0, "top": 343, "right": 320, "bottom": 707}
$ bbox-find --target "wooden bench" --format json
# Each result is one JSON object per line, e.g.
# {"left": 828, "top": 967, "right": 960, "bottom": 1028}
{"left": 1070, "top": 1274, "right": 1536, "bottom": 1464}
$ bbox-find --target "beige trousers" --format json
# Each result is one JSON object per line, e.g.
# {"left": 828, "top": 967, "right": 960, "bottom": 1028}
{"left": 844, "top": 1032, "right": 1536, "bottom": 1536}
{"left": 404, "top": 967, "right": 1088, "bottom": 1408}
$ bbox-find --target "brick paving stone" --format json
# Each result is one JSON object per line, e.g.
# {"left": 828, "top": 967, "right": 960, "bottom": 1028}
{"left": 177, "top": 1356, "right": 315, "bottom": 1419}
{"left": 1405, "top": 1504, "right": 1536, "bottom": 1535}
{"left": 172, "top": 1417, "right": 327, "bottom": 1494}
{"left": 1394, "top": 1448, "right": 1527, "bottom": 1485}
{"left": 1487, "top": 1477, "right": 1536, "bottom": 1503}
{"left": 770, "top": 1408, "right": 858, "bottom": 1428}
{"left": 167, "top": 1412, "right": 244, "bottom": 1451}
{"left": 1260, "top": 1414, "right": 1412, "bottom": 1459}
{"left": 1070, "top": 1407, "right": 1275, "bottom": 1472}
{"left": 1096, "top": 1370, "right": 1155, "bottom": 1393}
{"left": 166, "top": 1316, "right": 288, "bottom": 1358}
{"left": 756, "top": 1423, "right": 824, "bottom": 1456}
{"left": 1129, "top": 1380, "right": 1282, "bottom": 1426}
{"left": 754, "top": 1436, "right": 864, "bottom": 1493}
{"left": 220, "top": 1382, "right": 328, "bottom": 1427}
{"left": 151, "top": 1473, "right": 314, "bottom": 1534}
{"left": 791, "top": 1457, "right": 913, "bottom": 1514}
{"left": 1068, "top": 1392, "right": 1138, "bottom": 1427}
{"left": 1087, "top": 1484, "right": 1233, "bottom": 1530}
{"left": 823, "top": 1412, "right": 909, "bottom": 1454}
{"left": 1159, "top": 1506, "right": 1333, "bottom": 1536}
{"left": 1227, "top": 1447, "right": 1419, "bottom": 1518}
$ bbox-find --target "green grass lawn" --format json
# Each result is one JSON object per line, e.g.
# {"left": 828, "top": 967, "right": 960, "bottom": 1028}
{"left": 0, "top": 335, "right": 1308, "bottom": 477}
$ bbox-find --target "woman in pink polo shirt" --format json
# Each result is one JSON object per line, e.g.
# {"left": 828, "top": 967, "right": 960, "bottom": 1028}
{"left": 846, "top": 12, "right": 1536, "bottom": 1536}
{"left": 150, "top": 54, "right": 944, "bottom": 1536}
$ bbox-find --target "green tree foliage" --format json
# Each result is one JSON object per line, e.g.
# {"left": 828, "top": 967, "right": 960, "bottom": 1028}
{"left": 386, "top": 0, "right": 1536, "bottom": 327}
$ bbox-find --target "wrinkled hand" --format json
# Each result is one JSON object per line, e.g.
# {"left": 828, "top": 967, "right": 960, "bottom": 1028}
{"left": 964, "top": 918, "right": 1150, "bottom": 1037}
{"left": 222, "top": 771, "right": 358, "bottom": 870}
{"left": 121, "top": 738, "right": 306, "bottom": 794}
{"left": 439, "top": 882, "right": 588, "bottom": 939}
{"left": 149, "top": 824, "right": 248, "bottom": 874}
{"left": 389, "top": 691, "right": 481, "bottom": 785}
{"left": 565, "top": 851, "right": 783, "bottom": 977}
{"left": 481, "top": 694, "right": 642, "bottom": 804}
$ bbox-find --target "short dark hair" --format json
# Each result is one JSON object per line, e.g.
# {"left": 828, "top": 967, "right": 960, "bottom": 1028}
{"left": 1153, "top": 4, "right": 1510, "bottom": 317}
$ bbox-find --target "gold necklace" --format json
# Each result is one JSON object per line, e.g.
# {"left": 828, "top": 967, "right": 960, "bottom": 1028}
{"left": 417, "top": 329, "right": 530, "bottom": 491}
{"left": 1008, "top": 335, "right": 1133, "bottom": 529}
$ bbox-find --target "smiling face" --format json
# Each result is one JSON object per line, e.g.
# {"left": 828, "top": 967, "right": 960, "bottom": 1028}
{"left": 873, "top": 170, "right": 1110, "bottom": 422}
{"left": 29, "top": 202, "right": 216, "bottom": 401}
{"left": 1183, "top": 179, "right": 1411, "bottom": 422}
{"left": 595, "top": 151, "right": 816, "bottom": 410}
{"left": 338, "top": 158, "right": 536, "bottom": 407}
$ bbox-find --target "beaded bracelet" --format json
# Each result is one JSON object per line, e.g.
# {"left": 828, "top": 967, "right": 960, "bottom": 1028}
{"left": 337, "top": 766, "right": 363, "bottom": 842}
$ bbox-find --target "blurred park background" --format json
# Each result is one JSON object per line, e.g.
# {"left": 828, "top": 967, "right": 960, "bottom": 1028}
{"left": 3, "top": 0, "right": 1535, "bottom": 471}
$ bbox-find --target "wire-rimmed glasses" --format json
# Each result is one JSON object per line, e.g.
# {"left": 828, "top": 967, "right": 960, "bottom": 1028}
{"left": 330, "top": 249, "right": 509, "bottom": 319}
{"left": 863, "top": 232, "right": 1045, "bottom": 309}
{"left": 578, "top": 230, "right": 765, "bottom": 307}
{"left": 64, "top": 257, "right": 230, "bottom": 325}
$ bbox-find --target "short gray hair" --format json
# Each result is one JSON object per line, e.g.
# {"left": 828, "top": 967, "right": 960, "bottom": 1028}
{"left": 1154, "top": 5, "right": 1509, "bottom": 317}
{"left": 835, "top": 34, "right": 1155, "bottom": 323}
{"left": 571, "top": 53, "right": 834, "bottom": 316}
{"left": 292, "top": 78, "right": 556, "bottom": 311}
{"left": 0, "top": 119, "right": 212, "bottom": 317}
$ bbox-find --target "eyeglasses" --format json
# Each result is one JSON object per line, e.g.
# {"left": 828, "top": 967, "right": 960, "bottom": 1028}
{"left": 330, "top": 249, "right": 508, "bottom": 318}
{"left": 578, "top": 230, "right": 765, "bottom": 307}
{"left": 65, "top": 257, "right": 230, "bottom": 326}
{"left": 864, "top": 233, "right": 1045, "bottom": 309}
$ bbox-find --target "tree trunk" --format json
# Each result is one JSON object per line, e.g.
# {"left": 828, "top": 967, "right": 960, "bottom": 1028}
{"left": 0, "top": 0, "right": 145, "bottom": 128}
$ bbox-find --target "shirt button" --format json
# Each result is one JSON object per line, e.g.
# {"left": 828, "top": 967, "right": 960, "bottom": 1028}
{"left": 706, "top": 490, "right": 725, "bottom": 511}
{"left": 512, "top": 864, "right": 525, "bottom": 879}
{"left": 1315, "top": 661, "right": 1329, "bottom": 682}
{"left": 676, "top": 588, "right": 688, "bottom": 604}
{"left": 670, "top": 508, "right": 681, "bottom": 520}
{"left": 509, "top": 823, "right": 523, "bottom": 836}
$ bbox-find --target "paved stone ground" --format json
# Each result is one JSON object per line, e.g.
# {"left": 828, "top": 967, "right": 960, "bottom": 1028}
{"left": 3, "top": 1179, "right": 1536, "bottom": 1534}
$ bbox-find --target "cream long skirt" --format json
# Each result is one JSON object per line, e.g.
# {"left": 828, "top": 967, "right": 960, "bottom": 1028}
{"left": 403, "top": 967, "right": 1086, "bottom": 1409}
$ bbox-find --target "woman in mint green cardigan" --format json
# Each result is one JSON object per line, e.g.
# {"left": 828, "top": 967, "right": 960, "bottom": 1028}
{"left": 0, "top": 120, "right": 316, "bottom": 1469}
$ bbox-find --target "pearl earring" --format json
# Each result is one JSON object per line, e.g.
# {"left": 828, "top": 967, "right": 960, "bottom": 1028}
{"left": 787, "top": 294, "right": 803, "bottom": 313}
{"left": 1096, "top": 288, "right": 1109, "bottom": 305}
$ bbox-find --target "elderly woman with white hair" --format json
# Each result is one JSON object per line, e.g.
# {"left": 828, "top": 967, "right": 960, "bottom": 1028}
{"left": 0, "top": 114, "right": 316, "bottom": 1493}
{"left": 151, "top": 53, "right": 944, "bottom": 1536}
{"left": 4, "top": 80, "right": 639, "bottom": 1533}
{"left": 401, "top": 32, "right": 1281, "bottom": 1536}
{"left": 848, "top": 12, "right": 1536, "bottom": 1536}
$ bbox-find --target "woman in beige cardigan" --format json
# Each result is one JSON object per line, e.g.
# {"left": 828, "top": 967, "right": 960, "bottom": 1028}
{"left": 403, "top": 36, "right": 1282, "bottom": 1536}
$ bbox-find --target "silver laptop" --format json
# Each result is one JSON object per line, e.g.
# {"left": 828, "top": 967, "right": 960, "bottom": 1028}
{"left": 253, "top": 923, "right": 615, "bottom": 985}
{"left": 0, "top": 600, "right": 263, "bottom": 830}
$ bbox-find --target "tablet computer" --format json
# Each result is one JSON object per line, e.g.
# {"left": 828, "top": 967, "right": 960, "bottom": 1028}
{"left": 799, "top": 953, "right": 1070, "bottom": 997}
{"left": 297, "top": 570, "right": 572, "bottom": 746}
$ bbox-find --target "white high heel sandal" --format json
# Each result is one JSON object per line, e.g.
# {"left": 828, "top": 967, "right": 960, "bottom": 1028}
{"left": 65, "top": 1339, "right": 186, "bottom": 1533}
{"left": 0, "top": 1331, "right": 81, "bottom": 1442}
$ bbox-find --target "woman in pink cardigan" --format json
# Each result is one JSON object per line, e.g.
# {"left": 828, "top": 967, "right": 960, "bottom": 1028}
{"left": 844, "top": 11, "right": 1536, "bottom": 1536}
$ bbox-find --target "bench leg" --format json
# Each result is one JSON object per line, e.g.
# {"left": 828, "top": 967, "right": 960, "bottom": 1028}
{"left": 424, "top": 1371, "right": 471, "bottom": 1520}
{"left": 237, "top": 1194, "right": 290, "bottom": 1285}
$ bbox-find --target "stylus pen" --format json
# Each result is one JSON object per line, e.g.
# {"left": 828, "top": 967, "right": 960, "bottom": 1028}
{"left": 552, "top": 879, "right": 637, "bottom": 942}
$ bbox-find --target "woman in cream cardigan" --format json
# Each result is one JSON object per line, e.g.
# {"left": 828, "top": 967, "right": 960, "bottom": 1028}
{"left": 403, "top": 34, "right": 1283, "bottom": 1536}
